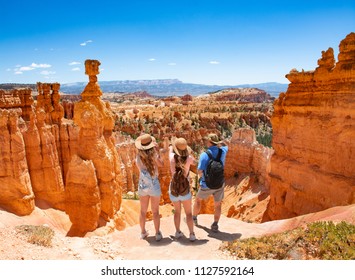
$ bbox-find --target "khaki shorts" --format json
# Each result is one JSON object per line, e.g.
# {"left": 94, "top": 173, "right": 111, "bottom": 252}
{"left": 196, "top": 185, "right": 225, "bottom": 202}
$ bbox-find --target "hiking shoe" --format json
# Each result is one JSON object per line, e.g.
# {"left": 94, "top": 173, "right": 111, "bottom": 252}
{"left": 155, "top": 231, "right": 163, "bottom": 241}
{"left": 211, "top": 222, "right": 219, "bottom": 232}
{"left": 192, "top": 216, "right": 198, "bottom": 226}
{"left": 175, "top": 231, "right": 184, "bottom": 239}
{"left": 140, "top": 231, "right": 149, "bottom": 239}
{"left": 189, "top": 232, "right": 196, "bottom": 242}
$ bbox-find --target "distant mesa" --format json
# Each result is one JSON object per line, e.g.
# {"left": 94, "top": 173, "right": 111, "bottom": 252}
{"left": 0, "top": 80, "right": 287, "bottom": 97}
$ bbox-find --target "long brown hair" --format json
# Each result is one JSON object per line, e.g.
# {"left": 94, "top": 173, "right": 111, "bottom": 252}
{"left": 174, "top": 149, "right": 188, "bottom": 175}
{"left": 138, "top": 148, "right": 157, "bottom": 176}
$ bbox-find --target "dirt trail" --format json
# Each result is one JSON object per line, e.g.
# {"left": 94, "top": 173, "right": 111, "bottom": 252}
{"left": 1, "top": 204, "right": 354, "bottom": 260}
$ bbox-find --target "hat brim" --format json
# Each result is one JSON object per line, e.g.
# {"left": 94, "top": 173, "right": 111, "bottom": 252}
{"left": 203, "top": 136, "right": 222, "bottom": 145}
{"left": 135, "top": 135, "right": 156, "bottom": 150}
{"left": 172, "top": 140, "right": 190, "bottom": 157}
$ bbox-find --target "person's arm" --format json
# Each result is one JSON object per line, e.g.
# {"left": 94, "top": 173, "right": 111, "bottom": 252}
{"left": 189, "top": 155, "right": 197, "bottom": 174}
{"left": 218, "top": 140, "right": 227, "bottom": 147}
{"left": 154, "top": 147, "right": 164, "bottom": 167}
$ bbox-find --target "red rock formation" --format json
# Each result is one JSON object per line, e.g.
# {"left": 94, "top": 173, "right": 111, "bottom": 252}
{"left": 115, "top": 140, "right": 139, "bottom": 193}
{"left": 213, "top": 88, "right": 274, "bottom": 103}
{"left": 50, "top": 83, "right": 64, "bottom": 125}
{"left": 0, "top": 89, "right": 22, "bottom": 108}
{"left": 267, "top": 32, "right": 355, "bottom": 220}
{"left": 0, "top": 85, "right": 70, "bottom": 214}
{"left": 22, "top": 109, "right": 66, "bottom": 210}
{"left": 58, "top": 121, "right": 79, "bottom": 184}
{"left": 225, "top": 128, "right": 273, "bottom": 186}
{"left": 66, "top": 60, "right": 122, "bottom": 231}
{"left": 65, "top": 155, "right": 101, "bottom": 235}
{"left": 62, "top": 100, "right": 75, "bottom": 119}
{"left": 157, "top": 138, "right": 172, "bottom": 204}
{"left": 0, "top": 108, "right": 34, "bottom": 215}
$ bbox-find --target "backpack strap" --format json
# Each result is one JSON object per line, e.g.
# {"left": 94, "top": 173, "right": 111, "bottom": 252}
{"left": 206, "top": 149, "right": 222, "bottom": 162}
{"left": 216, "top": 148, "right": 223, "bottom": 162}
{"left": 206, "top": 150, "right": 213, "bottom": 160}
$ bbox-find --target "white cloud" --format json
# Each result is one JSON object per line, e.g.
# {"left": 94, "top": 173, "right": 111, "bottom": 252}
{"left": 148, "top": 58, "right": 156, "bottom": 62}
{"left": 40, "top": 70, "right": 56, "bottom": 75}
{"left": 15, "top": 71, "right": 23, "bottom": 75}
{"left": 71, "top": 67, "right": 80, "bottom": 71}
{"left": 31, "top": 63, "right": 51, "bottom": 68}
{"left": 14, "top": 63, "right": 52, "bottom": 73}
{"left": 6, "top": 68, "right": 11, "bottom": 71}
{"left": 80, "top": 40, "right": 93, "bottom": 46}
{"left": 168, "top": 62, "right": 176, "bottom": 66}
{"left": 69, "top": 61, "right": 80, "bottom": 66}
{"left": 19, "top": 66, "right": 35, "bottom": 71}
{"left": 209, "top": 61, "right": 220, "bottom": 65}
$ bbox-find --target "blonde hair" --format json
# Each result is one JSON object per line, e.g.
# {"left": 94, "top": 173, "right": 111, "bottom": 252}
{"left": 138, "top": 148, "right": 157, "bottom": 176}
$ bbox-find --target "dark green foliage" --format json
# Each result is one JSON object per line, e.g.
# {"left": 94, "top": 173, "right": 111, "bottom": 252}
{"left": 222, "top": 221, "right": 355, "bottom": 260}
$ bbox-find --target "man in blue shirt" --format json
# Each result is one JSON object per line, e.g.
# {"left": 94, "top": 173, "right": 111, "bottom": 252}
{"left": 192, "top": 133, "right": 228, "bottom": 232}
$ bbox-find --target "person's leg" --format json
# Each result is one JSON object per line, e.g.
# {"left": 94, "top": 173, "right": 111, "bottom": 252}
{"left": 211, "top": 187, "right": 224, "bottom": 232}
{"left": 192, "top": 196, "right": 202, "bottom": 225}
{"left": 150, "top": 196, "right": 161, "bottom": 238}
{"left": 139, "top": 195, "right": 150, "bottom": 237}
{"left": 213, "top": 200, "right": 222, "bottom": 224}
{"left": 172, "top": 201, "right": 182, "bottom": 233}
{"left": 182, "top": 199, "right": 194, "bottom": 234}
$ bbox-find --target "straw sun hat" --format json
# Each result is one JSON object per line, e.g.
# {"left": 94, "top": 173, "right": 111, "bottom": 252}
{"left": 204, "top": 133, "right": 222, "bottom": 145}
{"left": 172, "top": 137, "right": 190, "bottom": 156}
{"left": 135, "top": 134, "right": 156, "bottom": 150}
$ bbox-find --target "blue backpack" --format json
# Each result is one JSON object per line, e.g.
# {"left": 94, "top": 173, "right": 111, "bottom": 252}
{"left": 204, "top": 149, "right": 225, "bottom": 189}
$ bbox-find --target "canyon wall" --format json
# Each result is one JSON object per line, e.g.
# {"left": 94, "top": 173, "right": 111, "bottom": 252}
{"left": 225, "top": 128, "right": 273, "bottom": 186}
{"left": 0, "top": 64, "right": 124, "bottom": 235}
{"left": 266, "top": 32, "right": 355, "bottom": 220}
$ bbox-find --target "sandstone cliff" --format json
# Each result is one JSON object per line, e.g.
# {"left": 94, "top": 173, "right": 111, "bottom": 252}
{"left": 65, "top": 60, "right": 123, "bottom": 233}
{"left": 0, "top": 108, "right": 34, "bottom": 215}
{"left": 267, "top": 32, "right": 355, "bottom": 220}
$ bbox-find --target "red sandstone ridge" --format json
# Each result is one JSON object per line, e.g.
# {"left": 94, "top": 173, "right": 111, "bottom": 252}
{"left": 209, "top": 88, "right": 274, "bottom": 103}
{"left": 266, "top": 32, "right": 355, "bottom": 220}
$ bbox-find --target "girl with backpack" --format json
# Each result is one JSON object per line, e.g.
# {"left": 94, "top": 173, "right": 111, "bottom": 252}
{"left": 135, "top": 134, "right": 164, "bottom": 241}
{"left": 169, "top": 137, "right": 197, "bottom": 242}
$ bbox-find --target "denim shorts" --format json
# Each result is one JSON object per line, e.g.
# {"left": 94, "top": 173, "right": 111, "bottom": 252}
{"left": 138, "top": 169, "right": 161, "bottom": 197}
{"left": 169, "top": 190, "right": 192, "bottom": 202}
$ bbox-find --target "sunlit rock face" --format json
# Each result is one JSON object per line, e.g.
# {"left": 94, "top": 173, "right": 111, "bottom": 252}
{"left": 66, "top": 60, "right": 122, "bottom": 233}
{"left": 267, "top": 32, "right": 355, "bottom": 220}
{"left": 0, "top": 108, "right": 34, "bottom": 215}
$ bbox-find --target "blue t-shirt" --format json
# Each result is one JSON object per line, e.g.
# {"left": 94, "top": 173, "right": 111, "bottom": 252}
{"left": 197, "top": 145, "right": 228, "bottom": 189}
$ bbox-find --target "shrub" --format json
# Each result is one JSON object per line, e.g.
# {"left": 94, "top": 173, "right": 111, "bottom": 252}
{"left": 16, "top": 225, "right": 55, "bottom": 247}
{"left": 221, "top": 221, "right": 355, "bottom": 260}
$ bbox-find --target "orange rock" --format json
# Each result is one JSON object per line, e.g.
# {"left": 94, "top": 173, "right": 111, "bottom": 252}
{"left": 65, "top": 155, "right": 101, "bottom": 234}
{"left": 71, "top": 59, "right": 122, "bottom": 225}
{"left": 0, "top": 108, "right": 34, "bottom": 215}
{"left": 267, "top": 32, "right": 355, "bottom": 220}
{"left": 23, "top": 109, "right": 66, "bottom": 210}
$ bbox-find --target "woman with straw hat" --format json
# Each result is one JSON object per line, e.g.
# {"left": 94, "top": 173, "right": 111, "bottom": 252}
{"left": 169, "top": 137, "right": 197, "bottom": 242}
{"left": 135, "top": 133, "right": 164, "bottom": 241}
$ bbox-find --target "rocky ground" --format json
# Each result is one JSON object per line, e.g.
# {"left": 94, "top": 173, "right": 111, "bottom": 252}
{"left": 1, "top": 202, "right": 354, "bottom": 261}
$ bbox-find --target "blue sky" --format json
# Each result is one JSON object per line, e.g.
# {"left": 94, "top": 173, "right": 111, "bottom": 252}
{"left": 1, "top": 0, "right": 354, "bottom": 85}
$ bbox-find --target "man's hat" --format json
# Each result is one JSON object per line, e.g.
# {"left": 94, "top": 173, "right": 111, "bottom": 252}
{"left": 204, "top": 133, "right": 222, "bottom": 145}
